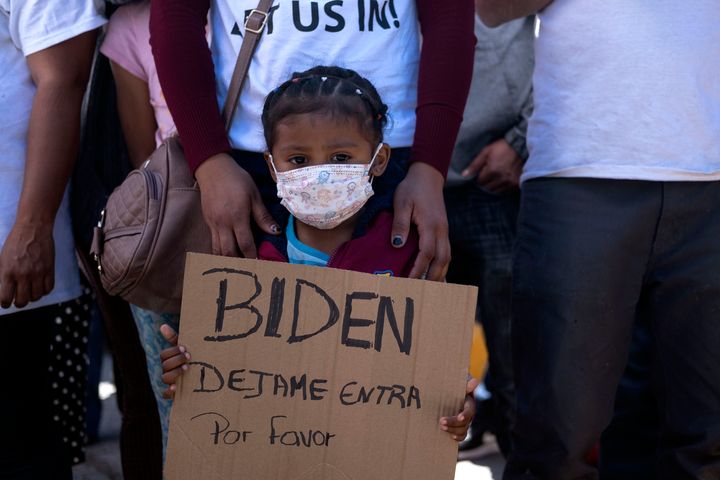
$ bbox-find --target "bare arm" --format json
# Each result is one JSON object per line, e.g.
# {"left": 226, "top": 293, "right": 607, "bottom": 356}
{"left": 23, "top": 31, "right": 97, "bottom": 226}
{"left": 110, "top": 61, "right": 158, "bottom": 168}
{"left": 0, "top": 30, "right": 97, "bottom": 308}
{"left": 476, "top": 0, "right": 552, "bottom": 27}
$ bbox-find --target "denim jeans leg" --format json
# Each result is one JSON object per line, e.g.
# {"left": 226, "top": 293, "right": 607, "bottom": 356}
{"left": 129, "top": 305, "right": 181, "bottom": 461}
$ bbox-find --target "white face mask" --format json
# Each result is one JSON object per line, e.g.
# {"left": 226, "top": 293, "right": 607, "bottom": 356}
{"left": 270, "top": 144, "right": 383, "bottom": 230}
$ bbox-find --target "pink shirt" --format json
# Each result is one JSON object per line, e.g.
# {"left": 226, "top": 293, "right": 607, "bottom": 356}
{"left": 100, "top": 1, "right": 175, "bottom": 146}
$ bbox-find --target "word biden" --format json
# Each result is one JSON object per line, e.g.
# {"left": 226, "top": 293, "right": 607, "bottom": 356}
{"left": 200, "top": 268, "right": 415, "bottom": 355}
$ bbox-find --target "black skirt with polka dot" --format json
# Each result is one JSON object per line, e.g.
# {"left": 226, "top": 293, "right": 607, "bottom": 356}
{"left": 48, "top": 289, "right": 92, "bottom": 466}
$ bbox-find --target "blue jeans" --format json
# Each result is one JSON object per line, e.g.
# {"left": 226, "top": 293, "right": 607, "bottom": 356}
{"left": 129, "top": 305, "right": 180, "bottom": 460}
{"left": 445, "top": 182, "right": 520, "bottom": 456}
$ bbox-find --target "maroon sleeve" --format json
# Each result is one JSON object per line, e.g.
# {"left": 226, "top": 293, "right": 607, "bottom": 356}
{"left": 413, "top": 0, "right": 476, "bottom": 176}
{"left": 149, "top": 0, "right": 231, "bottom": 173}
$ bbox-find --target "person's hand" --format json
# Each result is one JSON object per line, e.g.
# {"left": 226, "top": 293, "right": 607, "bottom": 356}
{"left": 160, "top": 324, "right": 190, "bottom": 399}
{"left": 462, "top": 139, "right": 523, "bottom": 194}
{"left": 0, "top": 222, "right": 55, "bottom": 309}
{"left": 440, "top": 376, "right": 479, "bottom": 441}
{"left": 391, "top": 162, "right": 450, "bottom": 280}
{"left": 195, "top": 153, "right": 280, "bottom": 258}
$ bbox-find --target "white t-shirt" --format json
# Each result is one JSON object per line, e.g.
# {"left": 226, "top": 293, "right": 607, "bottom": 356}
{"left": 210, "top": 0, "right": 420, "bottom": 152}
{"left": 523, "top": 0, "right": 720, "bottom": 183}
{"left": 0, "top": 0, "right": 105, "bottom": 315}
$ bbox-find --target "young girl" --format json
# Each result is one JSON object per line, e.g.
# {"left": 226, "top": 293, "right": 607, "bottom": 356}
{"left": 160, "top": 66, "right": 477, "bottom": 441}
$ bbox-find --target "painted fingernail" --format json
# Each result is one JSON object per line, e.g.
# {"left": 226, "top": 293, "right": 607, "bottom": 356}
{"left": 179, "top": 346, "right": 185, "bottom": 353}
{"left": 392, "top": 235, "right": 403, "bottom": 246}
{"left": 441, "top": 426, "right": 448, "bottom": 431}
{"left": 461, "top": 169, "right": 470, "bottom": 177}
{"left": 458, "top": 415, "right": 465, "bottom": 422}
{"left": 170, "top": 384, "right": 176, "bottom": 390}
{"left": 184, "top": 352, "right": 191, "bottom": 360}
{"left": 271, "top": 224, "right": 282, "bottom": 233}
{"left": 182, "top": 364, "right": 188, "bottom": 371}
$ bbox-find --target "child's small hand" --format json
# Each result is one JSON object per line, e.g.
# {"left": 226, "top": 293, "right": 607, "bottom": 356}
{"left": 439, "top": 376, "right": 479, "bottom": 441}
{"left": 159, "top": 324, "right": 191, "bottom": 399}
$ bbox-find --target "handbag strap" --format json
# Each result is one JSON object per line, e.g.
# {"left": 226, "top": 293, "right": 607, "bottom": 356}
{"left": 222, "top": 0, "right": 275, "bottom": 132}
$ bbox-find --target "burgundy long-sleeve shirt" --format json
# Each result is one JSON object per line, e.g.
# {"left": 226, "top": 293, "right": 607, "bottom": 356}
{"left": 149, "top": 0, "right": 475, "bottom": 175}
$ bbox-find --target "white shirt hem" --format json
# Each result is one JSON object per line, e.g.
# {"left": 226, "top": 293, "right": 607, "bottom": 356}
{"left": 0, "top": 285, "right": 83, "bottom": 317}
{"left": 521, "top": 165, "right": 720, "bottom": 184}
{"left": 21, "top": 16, "right": 106, "bottom": 56}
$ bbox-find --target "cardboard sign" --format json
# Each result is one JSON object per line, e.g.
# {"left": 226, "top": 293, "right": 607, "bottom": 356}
{"left": 166, "top": 253, "right": 477, "bottom": 480}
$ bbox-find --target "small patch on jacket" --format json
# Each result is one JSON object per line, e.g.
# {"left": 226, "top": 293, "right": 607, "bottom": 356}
{"left": 373, "top": 270, "right": 394, "bottom": 277}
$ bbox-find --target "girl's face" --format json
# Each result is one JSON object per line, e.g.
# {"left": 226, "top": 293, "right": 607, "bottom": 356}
{"left": 264, "top": 112, "right": 390, "bottom": 179}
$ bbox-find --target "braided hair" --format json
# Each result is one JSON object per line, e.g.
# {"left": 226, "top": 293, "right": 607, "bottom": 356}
{"left": 262, "top": 66, "right": 389, "bottom": 149}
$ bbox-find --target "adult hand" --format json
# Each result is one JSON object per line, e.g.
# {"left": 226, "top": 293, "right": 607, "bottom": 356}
{"left": 0, "top": 222, "right": 55, "bottom": 309}
{"left": 391, "top": 162, "right": 450, "bottom": 281}
{"left": 462, "top": 139, "right": 523, "bottom": 194}
{"left": 195, "top": 153, "right": 280, "bottom": 258}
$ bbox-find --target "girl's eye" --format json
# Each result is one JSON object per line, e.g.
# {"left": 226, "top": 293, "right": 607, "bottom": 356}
{"left": 331, "top": 153, "right": 351, "bottom": 162}
{"left": 289, "top": 156, "right": 307, "bottom": 165}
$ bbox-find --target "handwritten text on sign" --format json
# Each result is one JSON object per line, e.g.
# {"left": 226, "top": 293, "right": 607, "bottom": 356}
{"left": 166, "top": 254, "right": 476, "bottom": 480}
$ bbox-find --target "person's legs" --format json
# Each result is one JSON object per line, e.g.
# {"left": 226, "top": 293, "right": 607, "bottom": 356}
{"left": 129, "top": 305, "right": 181, "bottom": 457}
{"left": 477, "top": 189, "right": 519, "bottom": 457}
{"left": 48, "top": 291, "right": 92, "bottom": 467}
{"left": 0, "top": 305, "right": 73, "bottom": 480}
{"left": 446, "top": 184, "right": 490, "bottom": 450}
{"left": 599, "top": 304, "right": 660, "bottom": 480}
{"left": 85, "top": 303, "right": 105, "bottom": 444}
{"left": 505, "top": 178, "right": 660, "bottom": 480}
{"left": 104, "top": 297, "right": 165, "bottom": 479}
{"left": 599, "top": 306, "right": 659, "bottom": 480}
{"left": 644, "top": 182, "right": 720, "bottom": 480}
{"left": 445, "top": 183, "right": 519, "bottom": 456}
{"left": 77, "top": 248, "right": 164, "bottom": 479}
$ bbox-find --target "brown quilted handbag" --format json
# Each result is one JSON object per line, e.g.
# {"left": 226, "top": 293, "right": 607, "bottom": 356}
{"left": 91, "top": 138, "right": 210, "bottom": 313}
{"left": 89, "top": 2, "right": 273, "bottom": 313}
